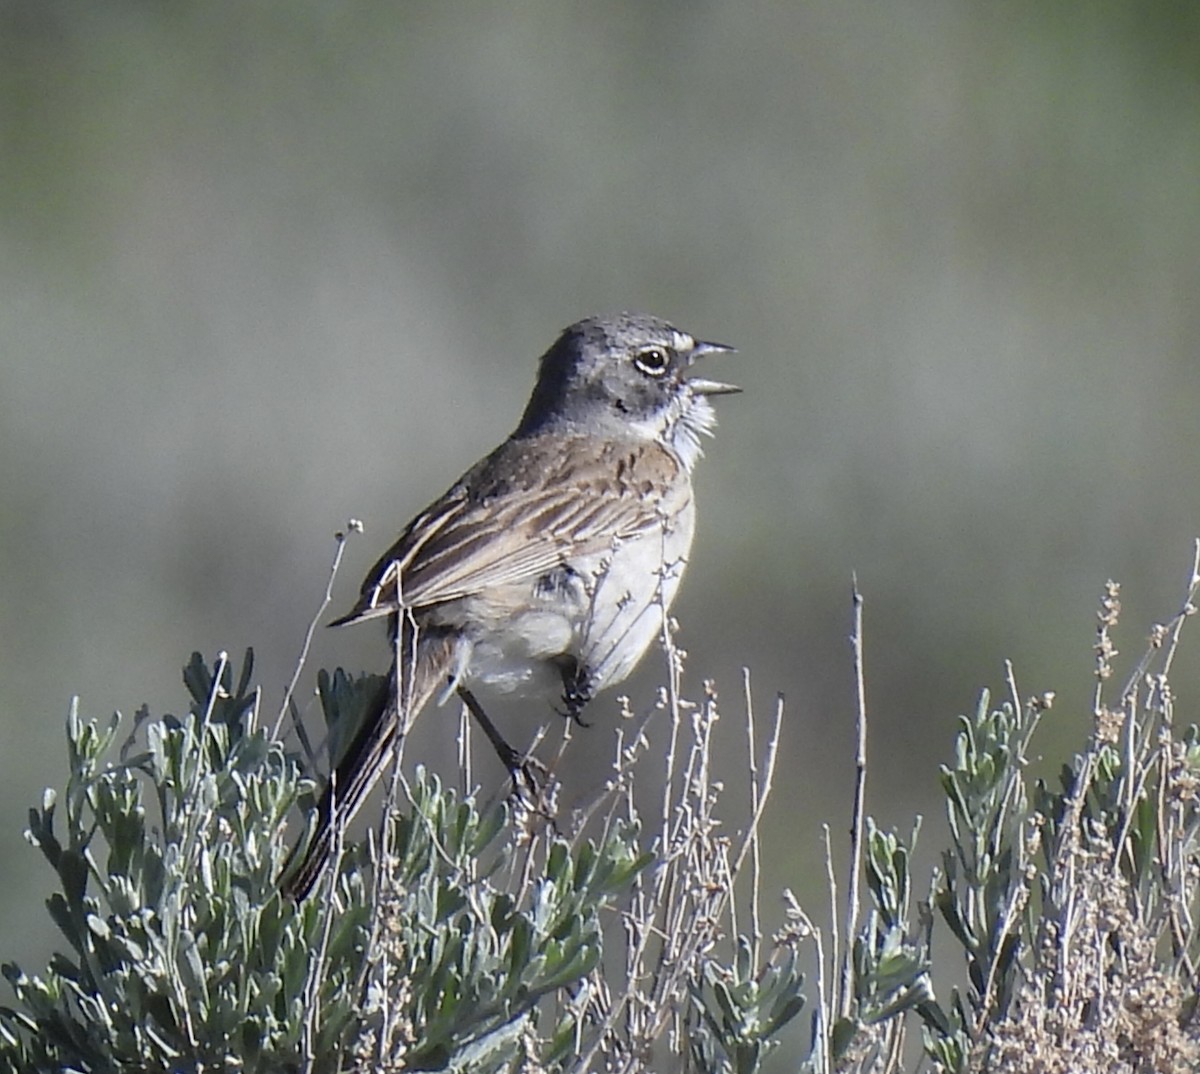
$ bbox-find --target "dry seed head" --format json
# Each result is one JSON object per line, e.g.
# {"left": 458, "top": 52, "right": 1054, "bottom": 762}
{"left": 1093, "top": 706, "right": 1124, "bottom": 745}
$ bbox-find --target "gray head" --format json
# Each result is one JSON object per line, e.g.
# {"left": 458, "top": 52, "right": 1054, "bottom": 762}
{"left": 514, "top": 313, "right": 738, "bottom": 470}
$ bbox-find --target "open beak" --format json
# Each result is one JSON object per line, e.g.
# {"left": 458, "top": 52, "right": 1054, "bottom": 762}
{"left": 686, "top": 340, "right": 740, "bottom": 396}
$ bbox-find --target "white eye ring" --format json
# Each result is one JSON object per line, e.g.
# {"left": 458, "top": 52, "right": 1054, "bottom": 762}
{"left": 633, "top": 347, "right": 670, "bottom": 376}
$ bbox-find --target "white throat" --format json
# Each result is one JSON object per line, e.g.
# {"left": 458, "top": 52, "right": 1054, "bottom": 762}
{"left": 630, "top": 390, "right": 716, "bottom": 472}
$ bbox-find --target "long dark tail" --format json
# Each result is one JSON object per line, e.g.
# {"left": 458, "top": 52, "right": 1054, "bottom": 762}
{"left": 280, "top": 625, "right": 458, "bottom": 900}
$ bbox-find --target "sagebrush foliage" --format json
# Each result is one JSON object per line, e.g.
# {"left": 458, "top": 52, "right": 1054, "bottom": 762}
{"left": 4, "top": 560, "right": 1200, "bottom": 1072}
{"left": 0, "top": 649, "right": 809, "bottom": 1073}
{"left": 0, "top": 653, "right": 370, "bottom": 1073}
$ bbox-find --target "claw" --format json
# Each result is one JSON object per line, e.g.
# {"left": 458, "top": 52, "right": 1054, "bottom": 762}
{"left": 507, "top": 754, "right": 548, "bottom": 801}
{"left": 557, "top": 659, "right": 594, "bottom": 726}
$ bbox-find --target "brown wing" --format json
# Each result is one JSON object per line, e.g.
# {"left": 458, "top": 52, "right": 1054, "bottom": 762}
{"left": 332, "top": 433, "right": 688, "bottom": 626}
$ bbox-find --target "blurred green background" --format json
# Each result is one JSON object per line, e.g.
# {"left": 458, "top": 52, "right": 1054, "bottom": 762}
{"left": 2, "top": 0, "right": 1199, "bottom": 1014}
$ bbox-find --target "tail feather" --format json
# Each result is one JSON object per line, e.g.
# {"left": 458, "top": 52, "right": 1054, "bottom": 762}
{"left": 280, "top": 626, "right": 458, "bottom": 900}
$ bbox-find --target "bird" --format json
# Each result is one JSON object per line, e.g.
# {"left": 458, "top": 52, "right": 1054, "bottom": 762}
{"left": 281, "top": 312, "right": 738, "bottom": 899}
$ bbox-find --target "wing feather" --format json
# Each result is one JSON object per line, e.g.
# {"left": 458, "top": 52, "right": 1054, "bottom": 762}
{"left": 333, "top": 434, "right": 686, "bottom": 625}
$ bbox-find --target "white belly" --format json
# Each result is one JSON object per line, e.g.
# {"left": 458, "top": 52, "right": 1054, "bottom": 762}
{"left": 460, "top": 497, "right": 696, "bottom": 698}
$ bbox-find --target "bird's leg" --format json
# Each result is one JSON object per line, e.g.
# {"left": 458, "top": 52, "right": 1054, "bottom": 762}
{"left": 557, "top": 657, "right": 594, "bottom": 726}
{"left": 456, "top": 685, "right": 544, "bottom": 797}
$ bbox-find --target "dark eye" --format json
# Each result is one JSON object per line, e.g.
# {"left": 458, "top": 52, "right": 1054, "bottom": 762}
{"left": 633, "top": 346, "right": 670, "bottom": 376}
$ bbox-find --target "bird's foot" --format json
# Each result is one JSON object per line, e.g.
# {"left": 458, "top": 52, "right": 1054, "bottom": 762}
{"left": 498, "top": 743, "right": 549, "bottom": 802}
{"left": 557, "top": 660, "right": 594, "bottom": 726}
